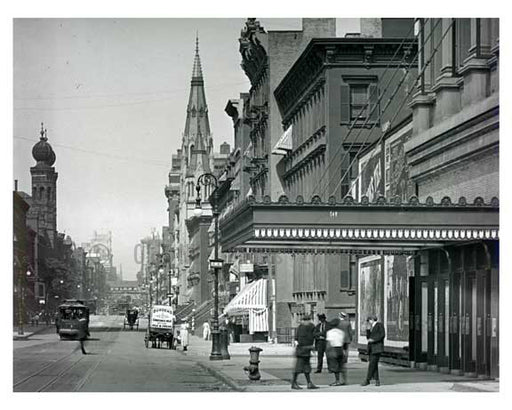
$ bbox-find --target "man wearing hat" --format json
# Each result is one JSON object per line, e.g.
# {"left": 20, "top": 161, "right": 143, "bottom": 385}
{"left": 361, "top": 315, "right": 385, "bottom": 386}
{"left": 313, "top": 313, "right": 328, "bottom": 373}
{"left": 291, "top": 315, "right": 319, "bottom": 390}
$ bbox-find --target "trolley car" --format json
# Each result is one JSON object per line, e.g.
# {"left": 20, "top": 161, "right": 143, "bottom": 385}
{"left": 145, "top": 305, "right": 175, "bottom": 349}
{"left": 56, "top": 299, "right": 89, "bottom": 340}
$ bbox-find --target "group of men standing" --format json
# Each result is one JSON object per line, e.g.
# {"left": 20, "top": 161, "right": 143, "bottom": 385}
{"left": 292, "top": 312, "right": 385, "bottom": 389}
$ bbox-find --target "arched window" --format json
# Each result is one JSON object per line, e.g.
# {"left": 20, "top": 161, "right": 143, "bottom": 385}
{"left": 39, "top": 187, "right": 44, "bottom": 200}
{"left": 47, "top": 187, "right": 52, "bottom": 201}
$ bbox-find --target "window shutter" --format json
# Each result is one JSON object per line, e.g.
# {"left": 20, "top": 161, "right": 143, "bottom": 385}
{"left": 368, "top": 83, "right": 379, "bottom": 123}
{"left": 340, "top": 255, "right": 350, "bottom": 289}
{"left": 340, "top": 84, "right": 350, "bottom": 124}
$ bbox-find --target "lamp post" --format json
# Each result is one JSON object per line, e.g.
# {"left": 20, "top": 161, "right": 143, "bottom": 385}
{"left": 195, "top": 173, "right": 223, "bottom": 361}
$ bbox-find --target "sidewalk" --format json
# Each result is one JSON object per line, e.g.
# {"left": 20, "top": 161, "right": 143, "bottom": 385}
{"left": 182, "top": 335, "right": 499, "bottom": 392}
{"left": 13, "top": 324, "right": 53, "bottom": 340}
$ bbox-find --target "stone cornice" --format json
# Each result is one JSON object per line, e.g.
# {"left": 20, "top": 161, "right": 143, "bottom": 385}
{"left": 275, "top": 38, "right": 418, "bottom": 121}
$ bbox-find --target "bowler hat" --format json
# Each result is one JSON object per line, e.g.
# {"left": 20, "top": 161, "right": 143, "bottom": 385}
{"left": 317, "top": 313, "right": 326, "bottom": 320}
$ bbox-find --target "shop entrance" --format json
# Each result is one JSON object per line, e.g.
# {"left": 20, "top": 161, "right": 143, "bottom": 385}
{"left": 410, "top": 245, "right": 494, "bottom": 378}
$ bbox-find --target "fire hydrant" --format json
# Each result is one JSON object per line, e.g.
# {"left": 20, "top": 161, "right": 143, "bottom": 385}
{"left": 243, "top": 346, "right": 263, "bottom": 381}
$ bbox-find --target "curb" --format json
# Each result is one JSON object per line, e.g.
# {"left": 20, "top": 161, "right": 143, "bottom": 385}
{"left": 196, "top": 361, "right": 246, "bottom": 392}
{"left": 13, "top": 325, "right": 53, "bottom": 340}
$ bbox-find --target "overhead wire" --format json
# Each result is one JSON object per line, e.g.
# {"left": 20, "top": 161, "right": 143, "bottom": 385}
{"left": 14, "top": 135, "right": 171, "bottom": 168}
{"left": 310, "top": 19, "right": 420, "bottom": 198}
{"left": 317, "top": 18, "right": 440, "bottom": 199}
{"left": 334, "top": 18, "right": 455, "bottom": 200}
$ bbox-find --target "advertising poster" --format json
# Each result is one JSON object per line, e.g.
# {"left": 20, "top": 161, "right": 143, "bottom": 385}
{"left": 384, "top": 256, "right": 410, "bottom": 346}
{"left": 358, "top": 146, "right": 382, "bottom": 201}
{"left": 358, "top": 256, "right": 384, "bottom": 343}
{"left": 385, "top": 125, "right": 415, "bottom": 201}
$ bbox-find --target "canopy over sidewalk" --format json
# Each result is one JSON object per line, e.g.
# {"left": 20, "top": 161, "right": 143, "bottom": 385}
{"left": 219, "top": 194, "right": 499, "bottom": 254}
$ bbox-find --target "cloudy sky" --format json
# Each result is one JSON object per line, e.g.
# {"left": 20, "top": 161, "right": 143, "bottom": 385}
{"left": 13, "top": 17, "right": 361, "bottom": 279}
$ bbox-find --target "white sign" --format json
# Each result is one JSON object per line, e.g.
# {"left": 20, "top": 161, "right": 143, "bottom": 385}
{"left": 150, "top": 305, "right": 174, "bottom": 329}
{"left": 240, "top": 263, "right": 254, "bottom": 273}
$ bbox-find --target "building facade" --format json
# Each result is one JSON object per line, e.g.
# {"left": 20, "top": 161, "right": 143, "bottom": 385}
{"left": 403, "top": 18, "right": 499, "bottom": 378}
{"left": 217, "top": 18, "right": 499, "bottom": 380}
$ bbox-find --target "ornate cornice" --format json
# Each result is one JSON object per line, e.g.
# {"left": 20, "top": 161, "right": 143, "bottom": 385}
{"left": 239, "top": 18, "right": 268, "bottom": 88}
{"left": 275, "top": 38, "right": 418, "bottom": 122}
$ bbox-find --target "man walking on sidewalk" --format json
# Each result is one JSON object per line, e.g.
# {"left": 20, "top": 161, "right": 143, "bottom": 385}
{"left": 361, "top": 315, "right": 385, "bottom": 386}
{"left": 314, "top": 313, "right": 327, "bottom": 373}
{"left": 291, "top": 315, "right": 319, "bottom": 390}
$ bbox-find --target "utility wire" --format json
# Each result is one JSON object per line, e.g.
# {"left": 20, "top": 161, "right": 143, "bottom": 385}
{"left": 336, "top": 18, "right": 455, "bottom": 200}
{"left": 14, "top": 135, "right": 171, "bottom": 168}
{"left": 319, "top": 18, "right": 439, "bottom": 199}
{"left": 310, "top": 19, "right": 420, "bottom": 198}
{"left": 14, "top": 80, "right": 249, "bottom": 102}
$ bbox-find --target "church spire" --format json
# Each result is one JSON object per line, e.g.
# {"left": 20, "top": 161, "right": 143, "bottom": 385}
{"left": 183, "top": 34, "right": 211, "bottom": 173}
{"left": 192, "top": 32, "right": 203, "bottom": 78}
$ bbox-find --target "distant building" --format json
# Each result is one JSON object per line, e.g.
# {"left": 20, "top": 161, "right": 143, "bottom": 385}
{"left": 13, "top": 124, "right": 82, "bottom": 319}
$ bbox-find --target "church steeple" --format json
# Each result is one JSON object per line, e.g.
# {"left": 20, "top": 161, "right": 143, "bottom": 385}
{"left": 183, "top": 34, "right": 212, "bottom": 175}
{"left": 192, "top": 33, "right": 203, "bottom": 78}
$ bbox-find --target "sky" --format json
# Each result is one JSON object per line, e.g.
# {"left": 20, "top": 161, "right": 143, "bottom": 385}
{"left": 13, "top": 18, "right": 360, "bottom": 279}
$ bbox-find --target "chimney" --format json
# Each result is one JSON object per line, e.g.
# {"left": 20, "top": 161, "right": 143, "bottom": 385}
{"left": 360, "top": 18, "right": 382, "bottom": 38}
{"left": 302, "top": 18, "right": 336, "bottom": 39}
{"left": 14, "top": 179, "right": 18, "bottom": 191}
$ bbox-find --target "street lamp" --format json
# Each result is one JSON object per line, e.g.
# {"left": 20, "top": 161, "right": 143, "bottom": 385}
{"left": 195, "top": 173, "right": 223, "bottom": 361}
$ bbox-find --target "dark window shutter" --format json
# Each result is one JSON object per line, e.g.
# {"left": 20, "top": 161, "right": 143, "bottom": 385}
{"left": 368, "top": 83, "right": 379, "bottom": 123}
{"left": 340, "top": 84, "right": 350, "bottom": 124}
{"left": 340, "top": 255, "right": 350, "bottom": 289}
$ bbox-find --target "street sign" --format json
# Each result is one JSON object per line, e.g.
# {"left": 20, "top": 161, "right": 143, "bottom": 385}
{"left": 209, "top": 259, "right": 224, "bottom": 269}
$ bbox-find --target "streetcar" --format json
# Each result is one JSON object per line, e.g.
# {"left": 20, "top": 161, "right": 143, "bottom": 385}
{"left": 56, "top": 299, "right": 90, "bottom": 340}
{"left": 145, "top": 305, "right": 175, "bottom": 349}
{"left": 123, "top": 308, "right": 139, "bottom": 331}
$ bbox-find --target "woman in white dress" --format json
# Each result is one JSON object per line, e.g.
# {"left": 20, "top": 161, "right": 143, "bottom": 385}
{"left": 180, "top": 319, "right": 189, "bottom": 351}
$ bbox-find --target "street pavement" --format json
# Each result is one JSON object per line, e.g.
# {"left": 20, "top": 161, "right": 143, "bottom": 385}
{"left": 13, "top": 315, "right": 231, "bottom": 392}
{"left": 12, "top": 315, "right": 499, "bottom": 392}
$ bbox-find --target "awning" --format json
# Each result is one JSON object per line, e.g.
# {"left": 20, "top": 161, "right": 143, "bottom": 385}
{"left": 272, "top": 125, "right": 292, "bottom": 155}
{"left": 224, "top": 278, "right": 267, "bottom": 314}
{"left": 223, "top": 279, "right": 268, "bottom": 334}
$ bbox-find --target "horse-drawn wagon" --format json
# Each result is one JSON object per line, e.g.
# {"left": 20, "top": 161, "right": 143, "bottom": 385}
{"left": 144, "top": 305, "right": 175, "bottom": 349}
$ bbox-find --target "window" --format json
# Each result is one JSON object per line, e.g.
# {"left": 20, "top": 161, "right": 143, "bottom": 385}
{"left": 341, "top": 78, "right": 379, "bottom": 126}
{"left": 350, "top": 85, "right": 369, "bottom": 120}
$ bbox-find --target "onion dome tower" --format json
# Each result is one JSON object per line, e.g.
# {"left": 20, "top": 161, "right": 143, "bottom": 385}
{"left": 30, "top": 123, "right": 58, "bottom": 245}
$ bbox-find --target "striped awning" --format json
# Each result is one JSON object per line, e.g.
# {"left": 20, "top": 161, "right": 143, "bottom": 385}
{"left": 223, "top": 279, "right": 267, "bottom": 315}
{"left": 223, "top": 279, "right": 268, "bottom": 333}
{"left": 272, "top": 125, "right": 292, "bottom": 155}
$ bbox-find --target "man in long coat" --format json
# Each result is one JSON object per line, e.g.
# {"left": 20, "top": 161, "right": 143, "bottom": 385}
{"left": 361, "top": 315, "right": 385, "bottom": 386}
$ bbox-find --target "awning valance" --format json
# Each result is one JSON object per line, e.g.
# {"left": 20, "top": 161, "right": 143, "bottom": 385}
{"left": 223, "top": 278, "right": 267, "bottom": 315}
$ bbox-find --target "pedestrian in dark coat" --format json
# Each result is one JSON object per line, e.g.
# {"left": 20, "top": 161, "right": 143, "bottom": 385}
{"left": 313, "top": 313, "right": 328, "bottom": 373}
{"left": 361, "top": 315, "right": 385, "bottom": 386}
{"left": 292, "top": 315, "right": 319, "bottom": 390}
{"left": 77, "top": 311, "right": 88, "bottom": 355}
